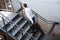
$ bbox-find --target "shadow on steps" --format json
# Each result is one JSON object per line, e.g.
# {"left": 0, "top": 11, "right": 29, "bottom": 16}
{"left": 30, "top": 23, "right": 45, "bottom": 40}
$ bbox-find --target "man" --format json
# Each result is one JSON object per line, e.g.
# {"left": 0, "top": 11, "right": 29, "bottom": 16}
{"left": 22, "top": 3, "right": 35, "bottom": 25}
{"left": 22, "top": 3, "right": 44, "bottom": 37}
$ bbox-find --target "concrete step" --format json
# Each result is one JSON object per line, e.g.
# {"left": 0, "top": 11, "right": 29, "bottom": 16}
{"left": 15, "top": 31, "right": 23, "bottom": 40}
{"left": 31, "top": 31, "right": 41, "bottom": 40}
{"left": 13, "top": 20, "right": 28, "bottom": 39}
{"left": 22, "top": 23, "right": 30, "bottom": 36}
{"left": 7, "top": 17, "right": 23, "bottom": 32}
{"left": 21, "top": 33, "right": 33, "bottom": 40}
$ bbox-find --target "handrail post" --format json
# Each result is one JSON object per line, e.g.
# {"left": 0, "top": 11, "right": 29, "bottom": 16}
{"left": 21, "top": 29, "right": 23, "bottom": 36}
{"left": 2, "top": 15, "right": 8, "bottom": 40}
{"left": 36, "top": 13, "right": 38, "bottom": 23}
{"left": 48, "top": 22, "right": 59, "bottom": 35}
{"left": 2, "top": 16, "right": 5, "bottom": 27}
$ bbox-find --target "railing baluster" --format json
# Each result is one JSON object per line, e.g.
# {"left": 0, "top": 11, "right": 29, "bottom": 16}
{"left": 2, "top": 16, "right": 5, "bottom": 27}
{"left": 48, "top": 22, "right": 59, "bottom": 35}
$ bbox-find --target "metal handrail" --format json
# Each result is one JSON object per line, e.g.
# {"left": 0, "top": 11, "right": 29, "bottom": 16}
{"left": 32, "top": 10, "right": 60, "bottom": 24}
{"left": 32, "top": 10, "right": 60, "bottom": 34}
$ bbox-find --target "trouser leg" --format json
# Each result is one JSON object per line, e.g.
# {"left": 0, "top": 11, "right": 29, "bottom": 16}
{"left": 32, "top": 17, "right": 35, "bottom": 23}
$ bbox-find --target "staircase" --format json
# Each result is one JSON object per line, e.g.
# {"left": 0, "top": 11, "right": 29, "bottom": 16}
{"left": 0, "top": 0, "right": 60, "bottom": 40}
{"left": 0, "top": 13, "right": 43, "bottom": 40}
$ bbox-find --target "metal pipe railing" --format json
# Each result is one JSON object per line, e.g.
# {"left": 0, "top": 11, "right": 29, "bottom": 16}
{"left": 33, "top": 11, "right": 60, "bottom": 34}
{"left": 0, "top": 15, "right": 5, "bottom": 27}
{"left": 32, "top": 10, "right": 60, "bottom": 24}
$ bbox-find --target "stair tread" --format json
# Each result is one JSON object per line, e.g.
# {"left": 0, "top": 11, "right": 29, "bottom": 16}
{"left": 13, "top": 20, "right": 28, "bottom": 36}
{"left": 9, "top": 25, "right": 18, "bottom": 35}
{"left": 21, "top": 26, "right": 30, "bottom": 38}
{"left": 33, "top": 31, "right": 41, "bottom": 40}
{"left": 2, "top": 13, "right": 18, "bottom": 27}
{"left": 23, "top": 25, "right": 30, "bottom": 35}
{"left": 19, "top": 24, "right": 30, "bottom": 40}
{"left": 22, "top": 23, "right": 30, "bottom": 34}
{"left": 12, "top": 14, "right": 21, "bottom": 22}
{"left": 26, "top": 33, "right": 33, "bottom": 40}
{"left": 22, "top": 33, "right": 33, "bottom": 40}
{"left": 7, "top": 32, "right": 17, "bottom": 40}
{"left": 15, "top": 31, "right": 23, "bottom": 40}
{"left": 3, "top": 22, "right": 12, "bottom": 30}
{"left": 3, "top": 14, "right": 20, "bottom": 30}
{"left": 12, "top": 27, "right": 20, "bottom": 36}
{"left": 7, "top": 17, "right": 23, "bottom": 32}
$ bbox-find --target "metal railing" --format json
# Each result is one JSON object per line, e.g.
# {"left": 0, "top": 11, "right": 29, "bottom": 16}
{"left": 32, "top": 10, "right": 60, "bottom": 34}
